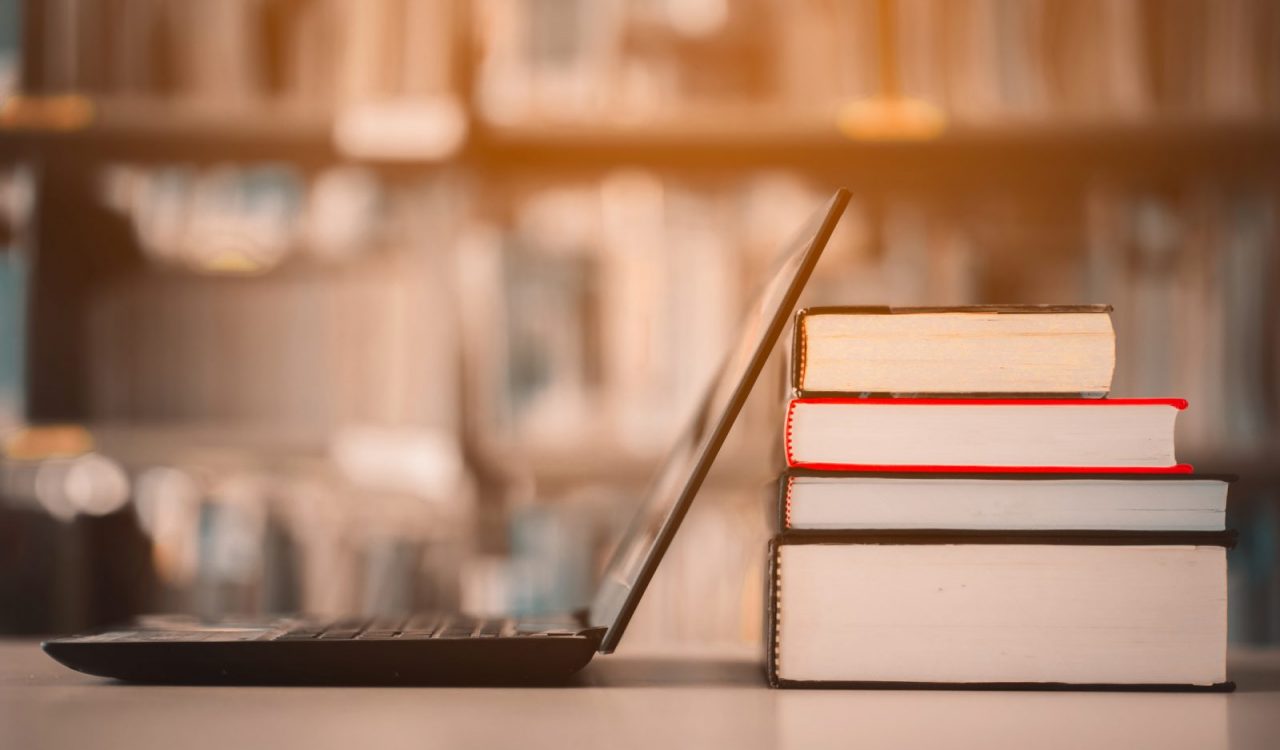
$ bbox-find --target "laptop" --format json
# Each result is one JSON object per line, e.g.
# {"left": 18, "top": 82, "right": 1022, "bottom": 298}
{"left": 43, "top": 189, "right": 851, "bottom": 685}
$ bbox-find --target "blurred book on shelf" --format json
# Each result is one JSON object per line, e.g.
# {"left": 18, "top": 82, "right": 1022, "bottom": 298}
{"left": 472, "top": 0, "right": 1280, "bottom": 129}
{"left": 0, "top": 0, "right": 17, "bottom": 101}
{"left": 0, "top": 165, "right": 31, "bottom": 434}
{"left": 26, "top": 0, "right": 458, "bottom": 107}
{"left": 457, "top": 174, "right": 747, "bottom": 470}
{"left": 1087, "top": 185, "right": 1279, "bottom": 462}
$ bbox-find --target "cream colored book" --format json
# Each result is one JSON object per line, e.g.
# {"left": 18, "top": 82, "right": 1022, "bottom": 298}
{"left": 791, "top": 305, "right": 1115, "bottom": 396}
{"left": 767, "top": 536, "right": 1234, "bottom": 689}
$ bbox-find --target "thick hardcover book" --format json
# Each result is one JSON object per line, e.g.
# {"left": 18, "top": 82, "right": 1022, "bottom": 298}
{"left": 791, "top": 305, "right": 1115, "bottom": 397}
{"left": 784, "top": 397, "right": 1192, "bottom": 473}
{"left": 766, "top": 532, "right": 1236, "bottom": 690}
{"left": 776, "top": 469, "right": 1234, "bottom": 532}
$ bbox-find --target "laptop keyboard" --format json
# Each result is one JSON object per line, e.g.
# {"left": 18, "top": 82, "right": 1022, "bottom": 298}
{"left": 62, "top": 614, "right": 587, "bottom": 643}
{"left": 275, "top": 614, "right": 518, "bottom": 641}
{"left": 274, "top": 614, "right": 595, "bottom": 641}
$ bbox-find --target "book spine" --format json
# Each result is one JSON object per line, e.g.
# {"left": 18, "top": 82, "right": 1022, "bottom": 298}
{"left": 790, "top": 308, "right": 808, "bottom": 394}
{"left": 784, "top": 397, "right": 797, "bottom": 468}
{"left": 766, "top": 537, "right": 781, "bottom": 688}
{"left": 777, "top": 473, "right": 793, "bottom": 531}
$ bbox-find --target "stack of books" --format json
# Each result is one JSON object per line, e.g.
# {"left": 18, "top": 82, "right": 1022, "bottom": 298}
{"left": 767, "top": 305, "right": 1235, "bottom": 690}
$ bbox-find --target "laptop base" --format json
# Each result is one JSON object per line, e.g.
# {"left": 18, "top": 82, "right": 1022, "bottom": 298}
{"left": 44, "top": 615, "right": 605, "bottom": 686}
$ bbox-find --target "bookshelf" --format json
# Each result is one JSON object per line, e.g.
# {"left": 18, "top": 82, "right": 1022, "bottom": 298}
{"left": 2, "top": 0, "right": 1279, "bottom": 645}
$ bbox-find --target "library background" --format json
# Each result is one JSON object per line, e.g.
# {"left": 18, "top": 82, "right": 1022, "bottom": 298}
{"left": 0, "top": 0, "right": 1277, "bottom": 647}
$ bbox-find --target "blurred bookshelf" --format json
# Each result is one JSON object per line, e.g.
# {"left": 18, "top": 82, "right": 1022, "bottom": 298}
{"left": 1, "top": 0, "right": 1279, "bottom": 646}
{"left": 0, "top": 97, "right": 339, "bottom": 165}
{"left": 6, "top": 103, "right": 1280, "bottom": 190}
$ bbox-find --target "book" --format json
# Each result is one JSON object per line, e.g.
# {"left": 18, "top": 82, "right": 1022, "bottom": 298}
{"left": 767, "top": 533, "right": 1236, "bottom": 689}
{"left": 778, "top": 470, "right": 1232, "bottom": 532}
{"left": 791, "top": 305, "right": 1115, "bottom": 397}
{"left": 784, "top": 397, "right": 1191, "bottom": 473}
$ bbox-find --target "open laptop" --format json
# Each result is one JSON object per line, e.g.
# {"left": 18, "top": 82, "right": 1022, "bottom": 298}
{"left": 43, "top": 189, "right": 851, "bottom": 685}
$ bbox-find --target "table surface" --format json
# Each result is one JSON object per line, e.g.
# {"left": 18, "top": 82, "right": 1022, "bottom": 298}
{"left": 3, "top": 640, "right": 1280, "bottom": 750}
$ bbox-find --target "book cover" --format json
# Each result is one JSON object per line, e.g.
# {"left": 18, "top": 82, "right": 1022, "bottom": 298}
{"left": 784, "top": 397, "right": 1193, "bottom": 473}
{"left": 791, "top": 304, "right": 1115, "bottom": 398}
{"left": 775, "top": 469, "right": 1235, "bottom": 532}
{"left": 767, "top": 532, "right": 1236, "bottom": 691}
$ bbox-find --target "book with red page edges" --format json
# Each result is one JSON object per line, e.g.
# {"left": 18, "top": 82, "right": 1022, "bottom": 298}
{"left": 784, "top": 397, "right": 1192, "bottom": 473}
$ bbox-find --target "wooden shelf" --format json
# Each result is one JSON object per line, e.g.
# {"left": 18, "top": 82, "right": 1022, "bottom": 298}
{"left": 0, "top": 97, "right": 340, "bottom": 166}
{"left": 469, "top": 118, "right": 1280, "bottom": 185}
{"left": 3, "top": 97, "right": 1279, "bottom": 185}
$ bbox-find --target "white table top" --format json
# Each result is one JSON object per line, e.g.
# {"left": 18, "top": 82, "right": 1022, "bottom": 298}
{"left": 3, "top": 640, "right": 1279, "bottom": 750}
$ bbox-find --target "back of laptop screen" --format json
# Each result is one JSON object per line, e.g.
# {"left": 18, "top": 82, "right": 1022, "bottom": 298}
{"left": 587, "top": 191, "right": 849, "bottom": 652}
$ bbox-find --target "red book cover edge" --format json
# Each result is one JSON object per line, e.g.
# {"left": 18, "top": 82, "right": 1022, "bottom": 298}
{"left": 791, "top": 397, "right": 1189, "bottom": 408}
{"left": 785, "top": 462, "right": 1195, "bottom": 474}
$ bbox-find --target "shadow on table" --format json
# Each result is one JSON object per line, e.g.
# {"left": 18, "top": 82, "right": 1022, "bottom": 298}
{"left": 578, "top": 653, "right": 1280, "bottom": 693}
{"left": 1228, "top": 661, "right": 1280, "bottom": 693}
{"left": 573, "top": 657, "right": 765, "bottom": 688}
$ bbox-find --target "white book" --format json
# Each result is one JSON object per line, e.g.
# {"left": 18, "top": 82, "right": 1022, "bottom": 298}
{"left": 769, "top": 540, "right": 1232, "bottom": 688}
{"left": 780, "top": 473, "right": 1230, "bottom": 532}
{"left": 784, "top": 398, "right": 1188, "bottom": 471}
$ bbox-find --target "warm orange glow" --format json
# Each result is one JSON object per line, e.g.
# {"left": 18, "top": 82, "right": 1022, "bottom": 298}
{"left": 0, "top": 94, "right": 95, "bottom": 131}
{"left": 836, "top": 97, "right": 946, "bottom": 142}
{"left": 190, "top": 249, "right": 276, "bottom": 276}
{"left": 3, "top": 425, "right": 94, "bottom": 460}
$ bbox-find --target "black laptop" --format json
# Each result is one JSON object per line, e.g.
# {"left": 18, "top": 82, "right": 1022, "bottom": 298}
{"left": 43, "top": 190, "right": 851, "bottom": 685}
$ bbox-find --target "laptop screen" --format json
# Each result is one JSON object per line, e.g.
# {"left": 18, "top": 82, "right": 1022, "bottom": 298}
{"left": 589, "top": 189, "right": 849, "bottom": 652}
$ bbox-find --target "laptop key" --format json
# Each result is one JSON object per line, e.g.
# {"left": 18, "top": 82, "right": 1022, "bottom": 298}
{"left": 397, "top": 616, "right": 442, "bottom": 638}
{"left": 395, "top": 614, "right": 440, "bottom": 637}
{"left": 316, "top": 617, "right": 373, "bottom": 640}
{"left": 275, "top": 620, "right": 327, "bottom": 640}
{"left": 318, "top": 628, "right": 362, "bottom": 640}
{"left": 478, "top": 619, "right": 506, "bottom": 637}
{"left": 435, "top": 624, "right": 475, "bottom": 639}
{"left": 276, "top": 631, "right": 322, "bottom": 641}
{"left": 356, "top": 616, "right": 407, "bottom": 639}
